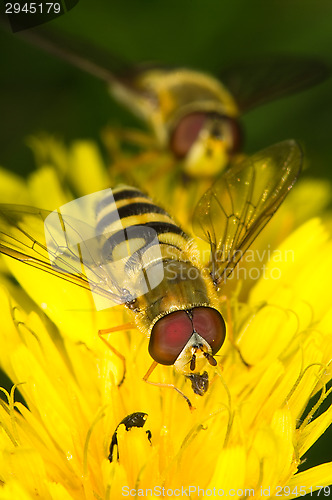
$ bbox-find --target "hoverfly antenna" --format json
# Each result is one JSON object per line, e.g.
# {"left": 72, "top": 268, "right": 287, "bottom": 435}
{"left": 190, "top": 353, "right": 196, "bottom": 371}
{"left": 203, "top": 352, "right": 218, "bottom": 367}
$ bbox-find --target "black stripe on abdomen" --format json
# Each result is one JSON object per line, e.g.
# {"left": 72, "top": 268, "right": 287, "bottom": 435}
{"left": 101, "top": 221, "right": 187, "bottom": 262}
{"left": 96, "top": 188, "right": 149, "bottom": 213}
{"left": 96, "top": 202, "right": 169, "bottom": 234}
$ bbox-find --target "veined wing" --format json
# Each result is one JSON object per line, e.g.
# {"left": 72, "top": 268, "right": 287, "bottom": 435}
{"left": 0, "top": 204, "right": 124, "bottom": 305}
{"left": 192, "top": 140, "right": 302, "bottom": 285}
{"left": 219, "top": 56, "right": 329, "bottom": 112}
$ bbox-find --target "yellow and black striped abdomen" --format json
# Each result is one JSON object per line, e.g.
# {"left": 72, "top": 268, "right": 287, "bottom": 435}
{"left": 95, "top": 186, "right": 189, "bottom": 264}
{"left": 95, "top": 186, "right": 213, "bottom": 333}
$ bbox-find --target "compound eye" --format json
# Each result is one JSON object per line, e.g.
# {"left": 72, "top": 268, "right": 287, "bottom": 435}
{"left": 170, "top": 112, "right": 208, "bottom": 158}
{"left": 170, "top": 112, "right": 242, "bottom": 160}
{"left": 149, "top": 311, "right": 193, "bottom": 365}
{"left": 192, "top": 307, "right": 226, "bottom": 355}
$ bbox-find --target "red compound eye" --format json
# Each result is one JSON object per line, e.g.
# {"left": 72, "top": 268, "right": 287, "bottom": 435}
{"left": 192, "top": 307, "right": 226, "bottom": 355}
{"left": 170, "top": 112, "right": 242, "bottom": 159}
{"left": 170, "top": 112, "right": 208, "bottom": 158}
{"left": 149, "top": 311, "right": 193, "bottom": 365}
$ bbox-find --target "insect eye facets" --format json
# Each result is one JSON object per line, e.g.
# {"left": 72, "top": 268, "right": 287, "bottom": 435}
{"left": 148, "top": 311, "right": 193, "bottom": 365}
{"left": 192, "top": 307, "right": 226, "bottom": 355}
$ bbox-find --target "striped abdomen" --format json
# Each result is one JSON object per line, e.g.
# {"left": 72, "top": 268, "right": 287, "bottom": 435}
{"left": 95, "top": 186, "right": 213, "bottom": 333}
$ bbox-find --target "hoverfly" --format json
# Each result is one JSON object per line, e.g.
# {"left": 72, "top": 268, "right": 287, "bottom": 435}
{"left": 14, "top": 26, "right": 327, "bottom": 177}
{"left": 0, "top": 141, "right": 302, "bottom": 408}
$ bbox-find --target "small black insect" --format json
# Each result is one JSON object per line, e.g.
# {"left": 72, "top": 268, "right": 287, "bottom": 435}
{"left": 108, "top": 412, "right": 152, "bottom": 462}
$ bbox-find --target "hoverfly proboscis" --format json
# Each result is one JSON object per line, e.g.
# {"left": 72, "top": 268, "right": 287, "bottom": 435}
{"left": 0, "top": 140, "right": 302, "bottom": 409}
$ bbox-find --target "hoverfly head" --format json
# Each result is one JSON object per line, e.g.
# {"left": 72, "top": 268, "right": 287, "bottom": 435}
{"left": 171, "top": 112, "right": 242, "bottom": 177}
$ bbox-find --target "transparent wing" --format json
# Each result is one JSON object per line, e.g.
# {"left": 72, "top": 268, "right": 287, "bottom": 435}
{"left": 192, "top": 140, "right": 303, "bottom": 285}
{"left": 14, "top": 25, "right": 131, "bottom": 84}
{"left": 12, "top": 25, "right": 165, "bottom": 97}
{"left": 0, "top": 204, "right": 124, "bottom": 306}
{"left": 0, "top": 188, "right": 166, "bottom": 310}
{"left": 219, "top": 56, "right": 329, "bottom": 112}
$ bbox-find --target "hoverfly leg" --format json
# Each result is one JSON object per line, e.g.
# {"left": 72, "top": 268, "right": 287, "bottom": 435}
{"left": 143, "top": 361, "right": 195, "bottom": 411}
{"left": 98, "top": 322, "right": 135, "bottom": 387}
{"left": 104, "top": 125, "right": 157, "bottom": 149}
{"left": 103, "top": 126, "right": 159, "bottom": 174}
{"left": 103, "top": 126, "right": 174, "bottom": 184}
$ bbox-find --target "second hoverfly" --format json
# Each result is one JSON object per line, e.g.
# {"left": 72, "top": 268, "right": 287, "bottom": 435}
{"left": 0, "top": 141, "right": 302, "bottom": 408}
{"left": 18, "top": 26, "right": 327, "bottom": 176}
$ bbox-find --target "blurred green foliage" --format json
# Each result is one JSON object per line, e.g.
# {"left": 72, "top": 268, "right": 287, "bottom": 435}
{"left": 1, "top": 0, "right": 332, "bottom": 178}
{"left": 1, "top": 0, "right": 332, "bottom": 485}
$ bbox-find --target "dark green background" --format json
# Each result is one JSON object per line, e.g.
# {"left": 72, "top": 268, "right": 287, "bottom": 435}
{"left": 1, "top": 0, "right": 332, "bottom": 487}
{"left": 2, "top": 0, "right": 332, "bottom": 178}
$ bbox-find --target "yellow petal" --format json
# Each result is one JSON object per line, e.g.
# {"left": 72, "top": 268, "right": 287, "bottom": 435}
{"left": 285, "top": 463, "right": 332, "bottom": 498}
{"left": 298, "top": 403, "right": 332, "bottom": 457}
{"left": 209, "top": 446, "right": 246, "bottom": 494}
{"left": 68, "top": 141, "right": 110, "bottom": 195}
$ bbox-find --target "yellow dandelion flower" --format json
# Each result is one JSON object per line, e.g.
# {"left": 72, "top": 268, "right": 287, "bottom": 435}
{"left": 0, "top": 138, "right": 331, "bottom": 499}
